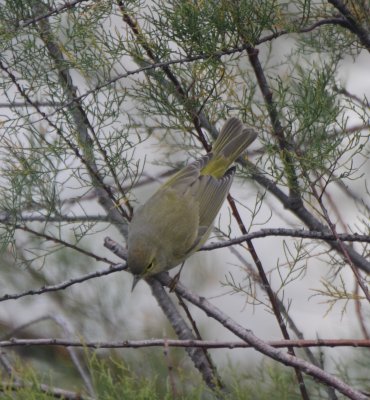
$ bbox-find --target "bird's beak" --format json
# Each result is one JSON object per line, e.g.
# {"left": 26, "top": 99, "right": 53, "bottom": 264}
{"left": 131, "top": 275, "right": 141, "bottom": 292}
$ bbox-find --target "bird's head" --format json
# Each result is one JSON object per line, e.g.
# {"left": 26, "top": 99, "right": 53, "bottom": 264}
{"left": 127, "top": 235, "right": 163, "bottom": 291}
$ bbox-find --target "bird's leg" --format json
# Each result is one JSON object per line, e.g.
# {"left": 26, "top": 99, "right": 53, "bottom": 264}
{"left": 169, "top": 261, "right": 185, "bottom": 292}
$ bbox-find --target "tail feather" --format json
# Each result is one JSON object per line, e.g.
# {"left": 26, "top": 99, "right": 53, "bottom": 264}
{"left": 212, "top": 117, "right": 243, "bottom": 156}
{"left": 201, "top": 117, "right": 257, "bottom": 178}
{"left": 219, "top": 126, "right": 258, "bottom": 161}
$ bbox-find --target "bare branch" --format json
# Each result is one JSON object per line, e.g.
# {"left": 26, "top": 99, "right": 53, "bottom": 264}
{"left": 0, "top": 101, "right": 63, "bottom": 108}
{"left": 104, "top": 236, "right": 127, "bottom": 259}
{"left": 327, "top": 0, "right": 370, "bottom": 50}
{"left": 1, "top": 338, "right": 370, "bottom": 350}
{"left": 146, "top": 277, "right": 225, "bottom": 391}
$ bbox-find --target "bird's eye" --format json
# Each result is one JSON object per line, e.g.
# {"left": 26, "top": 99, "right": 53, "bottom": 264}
{"left": 145, "top": 261, "right": 154, "bottom": 273}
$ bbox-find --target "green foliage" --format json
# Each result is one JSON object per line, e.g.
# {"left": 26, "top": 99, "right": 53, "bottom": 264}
{"left": 0, "top": 352, "right": 205, "bottom": 399}
{"left": 5, "top": 351, "right": 367, "bottom": 399}
{"left": 225, "top": 363, "right": 302, "bottom": 400}
{"left": 154, "top": 0, "right": 273, "bottom": 53}
{"left": 288, "top": 62, "right": 346, "bottom": 174}
{"left": 0, "top": 352, "right": 344, "bottom": 399}
{"left": 89, "top": 354, "right": 160, "bottom": 400}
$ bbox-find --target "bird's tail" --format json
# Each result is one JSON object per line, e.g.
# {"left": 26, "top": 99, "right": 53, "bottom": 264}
{"left": 201, "top": 117, "right": 257, "bottom": 178}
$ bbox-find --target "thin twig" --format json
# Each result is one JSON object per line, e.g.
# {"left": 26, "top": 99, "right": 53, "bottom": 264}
{"left": 310, "top": 183, "right": 370, "bottom": 303}
{"left": 355, "top": 280, "right": 370, "bottom": 339}
{"left": 0, "top": 214, "right": 110, "bottom": 224}
{"left": 163, "top": 339, "right": 178, "bottom": 398}
{"left": 11, "top": 0, "right": 91, "bottom": 29}
{"left": 201, "top": 229, "right": 370, "bottom": 251}
{"left": 0, "top": 263, "right": 126, "bottom": 303}
{"left": 2, "top": 314, "right": 95, "bottom": 397}
{"left": 1, "top": 381, "right": 90, "bottom": 400}
{"left": 0, "top": 59, "right": 128, "bottom": 232}
{"left": 227, "top": 196, "right": 310, "bottom": 400}
{"left": 244, "top": 161, "right": 370, "bottom": 273}
{"left": 146, "top": 277, "right": 225, "bottom": 392}
{"left": 335, "top": 86, "right": 370, "bottom": 109}
{"left": 34, "top": 18, "right": 350, "bottom": 124}
{"left": 34, "top": 4, "right": 132, "bottom": 220}
{"left": 8, "top": 222, "right": 114, "bottom": 264}
{"left": 175, "top": 293, "right": 222, "bottom": 388}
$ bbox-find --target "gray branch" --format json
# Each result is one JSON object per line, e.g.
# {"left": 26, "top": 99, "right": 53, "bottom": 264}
{"left": 157, "top": 274, "right": 367, "bottom": 400}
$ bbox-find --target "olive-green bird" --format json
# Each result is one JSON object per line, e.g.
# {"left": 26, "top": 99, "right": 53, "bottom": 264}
{"left": 128, "top": 117, "right": 257, "bottom": 290}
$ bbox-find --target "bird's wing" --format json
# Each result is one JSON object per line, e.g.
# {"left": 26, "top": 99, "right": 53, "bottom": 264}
{"left": 161, "top": 154, "right": 211, "bottom": 195}
{"left": 189, "top": 166, "right": 235, "bottom": 246}
{"left": 148, "top": 154, "right": 234, "bottom": 255}
{"left": 164, "top": 154, "right": 234, "bottom": 232}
